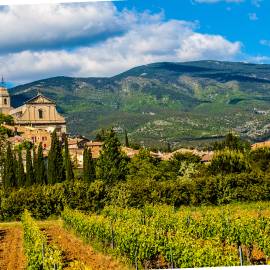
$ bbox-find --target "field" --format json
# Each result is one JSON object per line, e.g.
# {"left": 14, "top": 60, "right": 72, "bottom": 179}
{"left": 0, "top": 202, "right": 270, "bottom": 269}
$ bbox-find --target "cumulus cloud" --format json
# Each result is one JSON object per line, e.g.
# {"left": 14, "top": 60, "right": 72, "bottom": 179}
{"left": 0, "top": 3, "right": 242, "bottom": 84}
{"left": 0, "top": 3, "right": 140, "bottom": 53}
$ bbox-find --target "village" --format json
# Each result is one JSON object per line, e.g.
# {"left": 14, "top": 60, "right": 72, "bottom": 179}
{"left": 0, "top": 83, "right": 269, "bottom": 169}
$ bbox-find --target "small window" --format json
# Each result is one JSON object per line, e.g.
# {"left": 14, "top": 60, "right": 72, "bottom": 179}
{"left": 38, "top": 109, "right": 43, "bottom": 119}
{"left": 3, "top": 98, "right": 7, "bottom": 105}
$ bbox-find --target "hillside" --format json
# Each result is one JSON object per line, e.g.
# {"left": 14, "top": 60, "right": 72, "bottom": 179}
{"left": 9, "top": 60, "right": 270, "bottom": 148}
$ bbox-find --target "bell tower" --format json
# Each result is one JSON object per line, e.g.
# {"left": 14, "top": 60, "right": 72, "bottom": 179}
{"left": 0, "top": 76, "right": 11, "bottom": 115}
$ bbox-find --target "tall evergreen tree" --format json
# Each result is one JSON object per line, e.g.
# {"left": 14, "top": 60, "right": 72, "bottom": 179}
{"left": 13, "top": 151, "right": 18, "bottom": 187}
{"left": 25, "top": 148, "right": 34, "bottom": 187}
{"left": 64, "top": 136, "right": 74, "bottom": 182}
{"left": 36, "top": 143, "right": 47, "bottom": 185}
{"left": 124, "top": 129, "right": 129, "bottom": 147}
{"left": 3, "top": 143, "right": 16, "bottom": 188}
{"left": 47, "top": 130, "right": 65, "bottom": 184}
{"left": 83, "top": 147, "right": 95, "bottom": 182}
{"left": 96, "top": 129, "right": 128, "bottom": 184}
{"left": 17, "top": 149, "right": 26, "bottom": 187}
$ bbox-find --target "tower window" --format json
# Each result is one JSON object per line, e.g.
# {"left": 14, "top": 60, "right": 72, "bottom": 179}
{"left": 38, "top": 109, "right": 44, "bottom": 119}
{"left": 4, "top": 98, "right": 7, "bottom": 105}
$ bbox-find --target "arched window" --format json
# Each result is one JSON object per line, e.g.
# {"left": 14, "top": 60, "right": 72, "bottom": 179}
{"left": 38, "top": 109, "right": 43, "bottom": 119}
{"left": 3, "top": 98, "right": 7, "bottom": 105}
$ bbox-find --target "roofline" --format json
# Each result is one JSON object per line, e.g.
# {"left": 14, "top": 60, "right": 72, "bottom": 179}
{"left": 24, "top": 93, "right": 56, "bottom": 105}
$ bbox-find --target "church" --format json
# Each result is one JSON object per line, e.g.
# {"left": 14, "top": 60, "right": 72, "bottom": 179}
{"left": 0, "top": 84, "right": 66, "bottom": 134}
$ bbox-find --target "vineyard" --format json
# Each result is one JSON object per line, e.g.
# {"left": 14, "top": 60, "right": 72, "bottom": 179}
{"left": 0, "top": 202, "right": 270, "bottom": 269}
{"left": 62, "top": 202, "right": 270, "bottom": 269}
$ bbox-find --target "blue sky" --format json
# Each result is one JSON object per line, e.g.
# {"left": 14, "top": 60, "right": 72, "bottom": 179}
{"left": 0, "top": 0, "right": 269, "bottom": 84}
{"left": 116, "top": 0, "right": 268, "bottom": 58}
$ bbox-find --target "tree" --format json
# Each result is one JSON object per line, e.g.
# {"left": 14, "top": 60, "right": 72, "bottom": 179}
{"left": 124, "top": 129, "right": 129, "bottom": 147}
{"left": 83, "top": 147, "right": 95, "bottom": 182}
{"left": 3, "top": 143, "right": 17, "bottom": 188}
{"left": 35, "top": 143, "right": 46, "bottom": 185}
{"left": 25, "top": 148, "right": 35, "bottom": 187}
{"left": 213, "top": 133, "right": 251, "bottom": 152}
{"left": 17, "top": 149, "right": 26, "bottom": 187}
{"left": 0, "top": 113, "right": 14, "bottom": 125}
{"left": 47, "top": 130, "right": 65, "bottom": 184}
{"left": 64, "top": 136, "right": 74, "bottom": 182}
{"left": 96, "top": 129, "right": 128, "bottom": 184}
{"left": 209, "top": 149, "right": 251, "bottom": 175}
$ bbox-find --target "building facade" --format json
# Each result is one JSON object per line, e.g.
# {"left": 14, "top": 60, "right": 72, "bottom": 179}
{"left": 0, "top": 86, "right": 12, "bottom": 115}
{"left": 0, "top": 85, "right": 66, "bottom": 133}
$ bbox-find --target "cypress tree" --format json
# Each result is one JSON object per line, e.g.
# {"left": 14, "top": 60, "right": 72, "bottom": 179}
{"left": 32, "top": 147, "right": 37, "bottom": 184}
{"left": 96, "top": 129, "right": 127, "bottom": 184}
{"left": 3, "top": 143, "right": 16, "bottom": 188}
{"left": 47, "top": 130, "right": 65, "bottom": 184}
{"left": 25, "top": 148, "right": 34, "bottom": 187}
{"left": 64, "top": 136, "right": 74, "bottom": 181}
{"left": 83, "top": 147, "right": 95, "bottom": 182}
{"left": 17, "top": 149, "right": 26, "bottom": 187}
{"left": 13, "top": 151, "right": 18, "bottom": 187}
{"left": 36, "top": 143, "right": 46, "bottom": 185}
{"left": 124, "top": 129, "right": 129, "bottom": 147}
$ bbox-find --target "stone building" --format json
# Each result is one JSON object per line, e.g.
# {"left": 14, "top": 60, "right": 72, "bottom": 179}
{"left": 0, "top": 86, "right": 12, "bottom": 115}
{"left": 0, "top": 84, "right": 66, "bottom": 133}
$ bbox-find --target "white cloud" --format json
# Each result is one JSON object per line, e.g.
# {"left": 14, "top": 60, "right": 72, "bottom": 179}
{"left": 260, "top": 40, "right": 270, "bottom": 47}
{"left": 0, "top": 3, "right": 242, "bottom": 84}
{"left": 0, "top": 3, "right": 139, "bottom": 53}
{"left": 248, "top": 12, "right": 258, "bottom": 20}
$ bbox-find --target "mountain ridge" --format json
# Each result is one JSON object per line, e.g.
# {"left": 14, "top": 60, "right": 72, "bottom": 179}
{"left": 9, "top": 60, "right": 270, "bottom": 148}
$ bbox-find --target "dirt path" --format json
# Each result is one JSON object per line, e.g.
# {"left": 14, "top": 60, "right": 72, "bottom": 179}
{"left": 40, "top": 221, "right": 131, "bottom": 270}
{"left": 0, "top": 224, "right": 26, "bottom": 270}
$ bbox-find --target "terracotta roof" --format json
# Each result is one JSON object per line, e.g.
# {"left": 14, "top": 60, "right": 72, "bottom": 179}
{"left": 7, "top": 135, "right": 24, "bottom": 143}
{"left": 86, "top": 141, "right": 103, "bottom": 146}
{"left": 252, "top": 141, "right": 270, "bottom": 150}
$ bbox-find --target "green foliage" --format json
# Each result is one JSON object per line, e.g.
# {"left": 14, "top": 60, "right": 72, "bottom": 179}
{"left": 64, "top": 136, "right": 74, "bottom": 182}
{"left": 35, "top": 143, "right": 47, "bottom": 185}
{"left": 62, "top": 203, "right": 270, "bottom": 268}
{"left": 124, "top": 129, "right": 129, "bottom": 147}
{"left": 0, "top": 113, "right": 14, "bottom": 125}
{"left": 83, "top": 147, "right": 95, "bottom": 182}
{"left": 22, "top": 209, "right": 63, "bottom": 270}
{"left": 96, "top": 129, "right": 128, "bottom": 184}
{"left": 25, "top": 148, "right": 35, "bottom": 187}
{"left": 0, "top": 180, "right": 106, "bottom": 221}
{"left": 213, "top": 133, "right": 251, "bottom": 152}
{"left": 250, "top": 147, "right": 270, "bottom": 172}
{"left": 3, "top": 143, "right": 17, "bottom": 188}
{"left": 209, "top": 149, "right": 251, "bottom": 175}
{"left": 47, "top": 130, "right": 65, "bottom": 184}
{"left": 17, "top": 150, "right": 26, "bottom": 187}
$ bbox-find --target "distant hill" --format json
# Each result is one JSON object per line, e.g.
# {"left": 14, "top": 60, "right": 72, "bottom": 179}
{"left": 9, "top": 60, "right": 270, "bottom": 148}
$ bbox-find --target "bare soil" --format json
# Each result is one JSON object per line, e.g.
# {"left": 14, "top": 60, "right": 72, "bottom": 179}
{"left": 40, "top": 221, "right": 131, "bottom": 270}
{"left": 0, "top": 224, "right": 26, "bottom": 270}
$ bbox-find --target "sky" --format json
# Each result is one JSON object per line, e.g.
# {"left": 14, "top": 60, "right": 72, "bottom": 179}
{"left": 0, "top": 0, "right": 269, "bottom": 85}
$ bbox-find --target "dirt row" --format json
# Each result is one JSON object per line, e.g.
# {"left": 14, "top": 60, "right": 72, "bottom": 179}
{"left": 0, "top": 221, "right": 130, "bottom": 270}
{"left": 40, "top": 221, "right": 130, "bottom": 270}
{"left": 0, "top": 224, "right": 26, "bottom": 270}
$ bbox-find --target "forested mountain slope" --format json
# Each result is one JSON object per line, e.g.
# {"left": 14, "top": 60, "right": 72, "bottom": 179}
{"left": 10, "top": 60, "right": 270, "bottom": 148}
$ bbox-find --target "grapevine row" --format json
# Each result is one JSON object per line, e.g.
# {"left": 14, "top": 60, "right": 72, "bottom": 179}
{"left": 21, "top": 210, "right": 63, "bottom": 270}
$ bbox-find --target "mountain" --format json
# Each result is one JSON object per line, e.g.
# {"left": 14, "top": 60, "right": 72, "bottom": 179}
{"left": 9, "top": 60, "right": 270, "bottom": 149}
